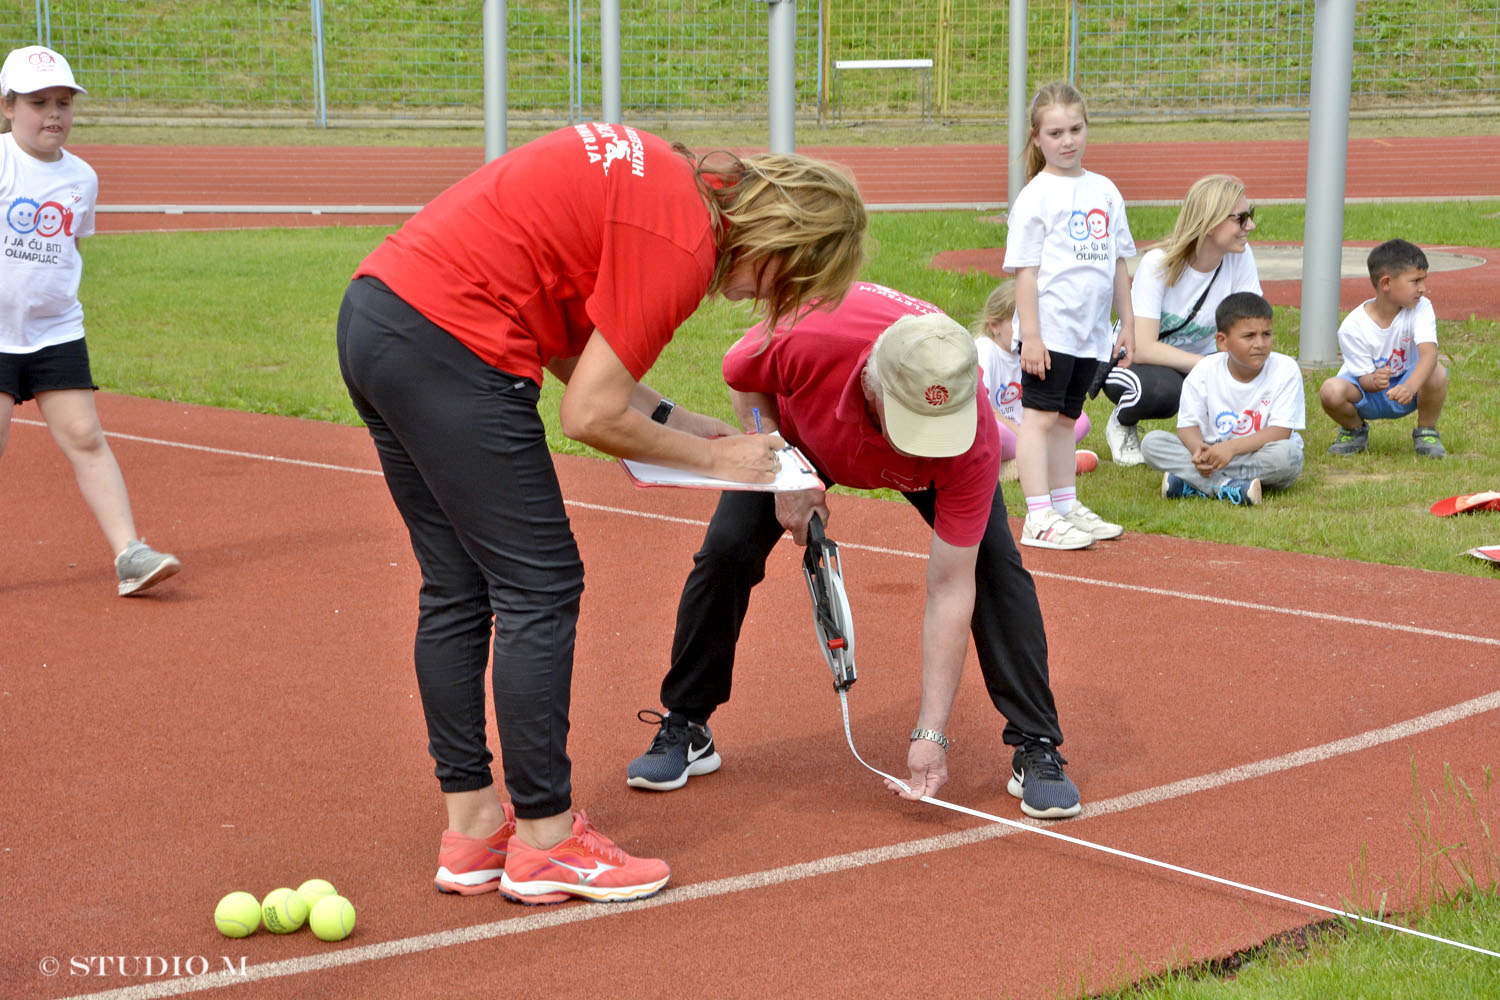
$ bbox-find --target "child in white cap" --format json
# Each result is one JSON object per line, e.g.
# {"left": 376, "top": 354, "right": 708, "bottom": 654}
{"left": 1, "top": 46, "right": 180, "bottom": 595}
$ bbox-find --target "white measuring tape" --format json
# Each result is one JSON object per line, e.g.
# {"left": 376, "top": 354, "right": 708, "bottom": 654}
{"left": 835, "top": 689, "right": 1500, "bottom": 960}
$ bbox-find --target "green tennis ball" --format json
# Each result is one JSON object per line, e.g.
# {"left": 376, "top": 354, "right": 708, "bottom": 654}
{"left": 296, "top": 878, "right": 337, "bottom": 912}
{"left": 308, "top": 894, "right": 356, "bottom": 942}
{"left": 261, "top": 887, "right": 309, "bottom": 934}
{"left": 214, "top": 891, "right": 261, "bottom": 939}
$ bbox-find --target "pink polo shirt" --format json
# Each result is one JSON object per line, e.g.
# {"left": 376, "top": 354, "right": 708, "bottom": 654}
{"left": 723, "top": 282, "right": 1001, "bottom": 547}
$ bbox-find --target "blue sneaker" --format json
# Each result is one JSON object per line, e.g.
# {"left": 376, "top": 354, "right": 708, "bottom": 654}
{"left": 626, "top": 710, "right": 721, "bottom": 791}
{"left": 1161, "top": 472, "right": 1211, "bottom": 500}
{"left": 1215, "top": 478, "right": 1262, "bottom": 506}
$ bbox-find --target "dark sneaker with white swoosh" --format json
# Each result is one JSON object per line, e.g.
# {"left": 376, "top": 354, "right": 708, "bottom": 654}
{"left": 499, "top": 810, "right": 670, "bottom": 904}
{"left": 1007, "top": 738, "right": 1082, "bottom": 819}
{"left": 626, "top": 709, "right": 721, "bottom": 791}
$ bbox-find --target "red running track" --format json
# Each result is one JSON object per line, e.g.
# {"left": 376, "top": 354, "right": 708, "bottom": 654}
{"left": 3, "top": 395, "right": 1499, "bottom": 1000}
{"left": 76, "top": 134, "right": 1500, "bottom": 234}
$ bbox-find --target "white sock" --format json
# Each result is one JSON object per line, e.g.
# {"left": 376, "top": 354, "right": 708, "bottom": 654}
{"left": 1025, "top": 494, "right": 1052, "bottom": 516}
{"left": 1050, "top": 487, "right": 1077, "bottom": 514}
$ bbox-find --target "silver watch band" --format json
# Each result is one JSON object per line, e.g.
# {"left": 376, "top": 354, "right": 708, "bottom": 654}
{"left": 909, "top": 727, "right": 949, "bottom": 752}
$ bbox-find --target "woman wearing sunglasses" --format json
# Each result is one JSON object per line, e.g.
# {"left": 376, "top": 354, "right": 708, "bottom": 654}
{"left": 1099, "top": 174, "right": 1263, "bottom": 466}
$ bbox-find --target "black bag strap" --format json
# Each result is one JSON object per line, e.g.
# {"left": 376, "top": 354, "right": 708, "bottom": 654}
{"left": 1157, "top": 259, "right": 1223, "bottom": 339}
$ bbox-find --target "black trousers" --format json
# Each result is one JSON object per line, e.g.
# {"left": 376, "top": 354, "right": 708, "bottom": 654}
{"left": 336, "top": 276, "right": 580, "bottom": 819}
{"left": 1102, "top": 362, "right": 1186, "bottom": 426}
{"left": 661, "top": 482, "right": 1064, "bottom": 747}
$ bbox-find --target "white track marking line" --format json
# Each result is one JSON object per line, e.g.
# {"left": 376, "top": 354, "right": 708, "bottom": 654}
{"left": 15, "top": 417, "right": 1500, "bottom": 648}
{"left": 59, "top": 688, "right": 1500, "bottom": 1000}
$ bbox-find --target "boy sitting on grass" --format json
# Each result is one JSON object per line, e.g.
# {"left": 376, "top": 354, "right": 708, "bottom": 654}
{"left": 1318, "top": 238, "right": 1448, "bottom": 458}
{"left": 1142, "top": 292, "right": 1304, "bottom": 506}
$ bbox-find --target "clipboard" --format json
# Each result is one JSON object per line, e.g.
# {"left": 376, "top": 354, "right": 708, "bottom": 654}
{"left": 620, "top": 445, "right": 821, "bottom": 492}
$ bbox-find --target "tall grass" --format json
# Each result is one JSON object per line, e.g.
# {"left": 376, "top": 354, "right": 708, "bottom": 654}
{"left": 10, "top": 1, "right": 1499, "bottom": 121}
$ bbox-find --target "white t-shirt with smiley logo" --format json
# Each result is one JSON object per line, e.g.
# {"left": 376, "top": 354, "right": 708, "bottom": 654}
{"left": 0, "top": 132, "right": 97, "bottom": 353}
{"left": 1003, "top": 169, "right": 1135, "bottom": 361}
{"left": 1178, "top": 351, "right": 1305, "bottom": 447}
{"left": 1333, "top": 295, "right": 1437, "bottom": 382}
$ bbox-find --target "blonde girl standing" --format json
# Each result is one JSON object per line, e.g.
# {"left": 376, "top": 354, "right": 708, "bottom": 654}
{"left": 1003, "top": 82, "right": 1135, "bottom": 550}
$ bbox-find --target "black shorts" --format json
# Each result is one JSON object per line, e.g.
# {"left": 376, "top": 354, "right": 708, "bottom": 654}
{"left": 0, "top": 337, "right": 97, "bottom": 403}
{"left": 1019, "top": 350, "right": 1098, "bottom": 420}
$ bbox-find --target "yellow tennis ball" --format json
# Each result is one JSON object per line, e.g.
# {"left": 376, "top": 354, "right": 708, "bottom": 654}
{"left": 261, "top": 887, "right": 309, "bottom": 934}
{"left": 296, "top": 878, "right": 337, "bottom": 912}
{"left": 308, "top": 894, "right": 356, "bottom": 942}
{"left": 214, "top": 891, "right": 261, "bottom": 938}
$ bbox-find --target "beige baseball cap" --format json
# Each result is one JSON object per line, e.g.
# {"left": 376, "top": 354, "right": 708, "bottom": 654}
{"left": 871, "top": 313, "right": 979, "bottom": 458}
{"left": 1, "top": 46, "right": 87, "bottom": 96}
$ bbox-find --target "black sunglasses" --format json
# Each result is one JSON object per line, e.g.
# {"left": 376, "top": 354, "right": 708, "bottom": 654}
{"left": 1229, "top": 208, "right": 1256, "bottom": 228}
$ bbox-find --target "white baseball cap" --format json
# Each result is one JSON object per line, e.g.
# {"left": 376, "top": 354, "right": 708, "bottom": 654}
{"left": 1, "top": 46, "right": 87, "bottom": 96}
{"left": 871, "top": 312, "right": 980, "bottom": 458}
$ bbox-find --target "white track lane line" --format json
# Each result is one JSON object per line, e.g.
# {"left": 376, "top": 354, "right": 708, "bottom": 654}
{"left": 16, "top": 416, "right": 1500, "bottom": 649}
{"left": 59, "top": 688, "right": 1500, "bottom": 1000}
{"left": 15, "top": 418, "right": 1497, "bottom": 997}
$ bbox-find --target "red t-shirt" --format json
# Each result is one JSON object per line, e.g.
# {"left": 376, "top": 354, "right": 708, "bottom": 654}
{"left": 355, "top": 124, "right": 717, "bottom": 384}
{"left": 723, "top": 282, "right": 1001, "bottom": 547}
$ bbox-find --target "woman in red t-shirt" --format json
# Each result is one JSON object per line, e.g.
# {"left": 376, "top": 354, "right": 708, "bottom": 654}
{"left": 336, "top": 123, "right": 865, "bottom": 905}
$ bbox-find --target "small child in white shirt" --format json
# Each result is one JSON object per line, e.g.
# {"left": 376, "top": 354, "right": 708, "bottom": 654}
{"left": 972, "top": 281, "right": 1096, "bottom": 482}
{"left": 1141, "top": 292, "right": 1304, "bottom": 506}
{"left": 1318, "top": 239, "right": 1448, "bottom": 458}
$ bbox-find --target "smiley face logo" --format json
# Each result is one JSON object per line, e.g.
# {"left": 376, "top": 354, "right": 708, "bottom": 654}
{"left": 1068, "top": 211, "right": 1089, "bottom": 241}
{"left": 998, "top": 382, "right": 1022, "bottom": 407}
{"left": 7, "top": 197, "right": 40, "bottom": 233}
{"left": 1086, "top": 209, "right": 1109, "bottom": 239}
{"left": 34, "top": 202, "right": 67, "bottom": 237}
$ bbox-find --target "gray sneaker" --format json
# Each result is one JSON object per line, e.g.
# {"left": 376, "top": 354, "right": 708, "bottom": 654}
{"left": 1007, "top": 738, "right": 1081, "bottom": 820}
{"left": 115, "top": 540, "right": 180, "bottom": 596}
{"left": 1327, "top": 423, "right": 1369, "bottom": 455}
{"left": 1412, "top": 426, "right": 1446, "bottom": 458}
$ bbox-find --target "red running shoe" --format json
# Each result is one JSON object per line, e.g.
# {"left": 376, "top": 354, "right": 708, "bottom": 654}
{"left": 434, "top": 803, "right": 567, "bottom": 901}
{"left": 500, "top": 810, "right": 670, "bottom": 904}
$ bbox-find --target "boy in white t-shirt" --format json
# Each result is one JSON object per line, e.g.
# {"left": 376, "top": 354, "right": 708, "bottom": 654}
{"left": 1318, "top": 239, "right": 1448, "bottom": 458}
{"left": 1141, "top": 292, "right": 1305, "bottom": 506}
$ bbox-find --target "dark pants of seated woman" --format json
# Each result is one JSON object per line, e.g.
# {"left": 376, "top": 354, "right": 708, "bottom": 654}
{"left": 1102, "top": 362, "right": 1188, "bottom": 426}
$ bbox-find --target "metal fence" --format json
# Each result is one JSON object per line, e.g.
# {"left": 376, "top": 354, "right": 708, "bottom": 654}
{"left": 10, "top": 2, "right": 1500, "bottom": 124}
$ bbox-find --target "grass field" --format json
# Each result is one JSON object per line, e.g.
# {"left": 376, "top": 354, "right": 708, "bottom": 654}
{"left": 82, "top": 199, "right": 1500, "bottom": 580}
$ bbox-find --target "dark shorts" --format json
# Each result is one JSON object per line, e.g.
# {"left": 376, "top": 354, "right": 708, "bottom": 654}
{"left": 0, "top": 337, "right": 97, "bottom": 403}
{"left": 1020, "top": 351, "right": 1098, "bottom": 420}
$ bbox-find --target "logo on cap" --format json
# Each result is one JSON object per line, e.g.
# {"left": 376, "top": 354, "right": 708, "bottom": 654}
{"left": 924, "top": 385, "right": 949, "bottom": 407}
{"left": 29, "top": 51, "right": 58, "bottom": 69}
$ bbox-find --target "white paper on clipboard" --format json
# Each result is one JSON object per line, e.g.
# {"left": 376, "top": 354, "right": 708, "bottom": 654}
{"left": 620, "top": 446, "right": 822, "bottom": 492}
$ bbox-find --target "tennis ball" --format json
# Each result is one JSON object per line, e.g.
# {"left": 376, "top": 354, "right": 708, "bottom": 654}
{"left": 214, "top": 891, "right": 262, "bottom": 938}
{"left": 296, "top": 878, "right": 337, "bottom": 912}
{"left": 261, "top": 887, "right": 309, "bottom": 934}
{"left": 308, "top": 894, "right": 356, "bottom": 942}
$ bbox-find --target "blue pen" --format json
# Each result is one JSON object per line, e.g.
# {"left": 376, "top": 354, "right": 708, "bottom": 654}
{"left": 752, "top": 407, "right": 763, "bottom": 433}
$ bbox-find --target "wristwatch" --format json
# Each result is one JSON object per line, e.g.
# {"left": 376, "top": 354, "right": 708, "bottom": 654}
{"left": 651, "top": 398, "right": 676, "bottom": 424}
{"left": 910, "top": 728, "right": 949, "bottom": 752}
